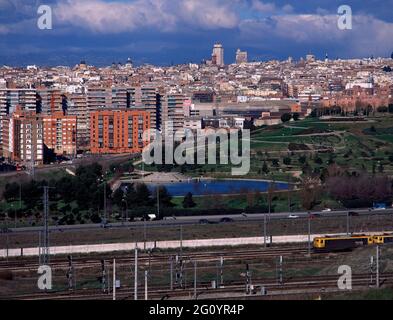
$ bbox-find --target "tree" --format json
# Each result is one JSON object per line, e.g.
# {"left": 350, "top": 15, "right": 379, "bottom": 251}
{"left": 281, "top": 113, "right": 292, "bottom": 123}
{"left": 314, "top": 157, "right": 323, "bottom": 165}
{"left": 299, "top": 177, "right": 321, "bottom": 210}
{"left": 283, "top": 157, "right": 291, "bottom": 165}
{"left": 298, "top": 155, "right": 307, "bottom": 164}
{"left": 3, "top": 182, "right": 19, "bottom": 201}
{"left": 183, "top": 192, "right": 196, "bottom": 208}
{"left": 112, "top": 188, "right": 124, "bottom": 207}
{"left": 262, "top": 162, "right": 269, "bottom": 174}
{"left": 272, "top": 159, "right": 279, "bottom": 167}
{"left": 326, "top": 174, "right": 392, "bottom": 208}
{"left": 156, "top": 186, "right": 174, "bottom": 208}
{"left": 134, "top": 183, "right": 152, "bottom": 206}
{"left": 377, "top": 106, "right": 388, "bottom": 113}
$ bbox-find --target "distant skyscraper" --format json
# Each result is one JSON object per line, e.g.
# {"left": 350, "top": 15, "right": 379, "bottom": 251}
{"left": 235, "top": 49, "right": 248, "bottom": 64}
{"left": 212, "top": 43, "right": 224, "bottom": 67}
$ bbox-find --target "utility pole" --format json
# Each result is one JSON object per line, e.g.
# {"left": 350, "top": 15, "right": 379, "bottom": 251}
{"left": 113, "top": 259, "right": 116, "bottom": 301}
{"left": 38, "top": 231, "right": 41, "bottom": 265}
{"left": 144, "top": 270, "right": 148, "bottom": 300}
{"left": 278, "top": 255, "right": 283, "bottom": 285}
{"left": 19, "top": 182, "right": 22, "bottom": 211}
{"left": 307, "top": 215, "right": 311, "bottom": 256}
{"left": 346, "top": 212, "right": 350, "bottom": 235}
{"left": 42, "top": 186, "right": 51, "bottom": 265}
{"left": 370, "top": 256, "right": 374, "bottom": 286}
{"left": 220, "top": 256, "right": 224, "bottom": 286}
{"left": 157, "top": 186, "right": 160, "bottom": 219}
{"left": 67, "top": 255, "right": 74, "bottom": 291}
{"left": 179, "top": 258, "right": 184, "bottom": 289}
{"left": 245, "top": 263, "right": 250, "bottom": 294}
{"left": 104, "top": 179, "right": 107, "bottom": 224}
{"left": 101, "top": 260, "right": 106, "bottom": 293}
{"left": 14, "top": 205, "right": 17, "bottom": 228}
{"left": 180, "top": 225, "right": 183, "bottom": 259}
{"left": 376, "top": 245, "right": 380, "bottom": 288}
{"left": 170, "top": 256, "right": 173, "bottom": 290}
{"left": 134, "top": 246, "right": 138, "bottom": 300}
{"left": 5, "top": 213, "right": 9, "bottom": 262}
{"left": 263, "top": 214, "right": 267, "bottom": 248}
{"left": 193, "top": 261, "right": 197, "bottom": 299}
{"left": 144, "top": 220, "right": 147, "bottom": 251}
{"left": 287, "top": 174, "right": 292, "bottom": 212}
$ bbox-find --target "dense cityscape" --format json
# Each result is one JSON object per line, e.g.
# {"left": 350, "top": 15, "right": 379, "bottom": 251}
{"left": 1, "top": 44, "right": 393, "bottom": 166}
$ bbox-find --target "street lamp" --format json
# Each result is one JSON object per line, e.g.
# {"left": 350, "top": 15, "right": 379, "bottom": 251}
{"left": 97, "top": 174, "right": 108, "bottom": 226}
{"left": 122, "top": 198, "right": 128, "bottom": 222}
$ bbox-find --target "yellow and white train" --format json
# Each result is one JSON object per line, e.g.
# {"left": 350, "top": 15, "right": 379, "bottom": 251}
{"left": 313, "top": 233, "right": 393, "bottom": 252}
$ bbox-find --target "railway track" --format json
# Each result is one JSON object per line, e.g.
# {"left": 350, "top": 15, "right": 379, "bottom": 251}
{"left": 5, "top": 272, "right": 393, "bottom": 300}
{"left": 0, "top": 246, "right": 315, "bottom": 272}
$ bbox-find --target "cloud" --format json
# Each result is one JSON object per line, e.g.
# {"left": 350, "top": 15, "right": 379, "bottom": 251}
{"left": 251, "top": 0, "right": 277, "bottom": 13}
{"left": 239, "top": 13, "right": 393, "bottom": 57}
{"left": 0, "top": 25, "right": 9, "bottom": 34}
{"left": 54, "top": 0, "right": 239, "bottom": 33}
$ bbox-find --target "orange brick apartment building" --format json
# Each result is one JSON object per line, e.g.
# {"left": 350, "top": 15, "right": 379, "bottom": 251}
{"left": 90, "top": 110, "right": 150, "bottom": 154}
{"left": 43, "top": 112, "right": 77, "bottom": 156}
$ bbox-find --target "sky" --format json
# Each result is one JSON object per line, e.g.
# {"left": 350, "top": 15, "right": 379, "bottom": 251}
{"left": 0, "top": 0, "right": 392, "bottom": 66}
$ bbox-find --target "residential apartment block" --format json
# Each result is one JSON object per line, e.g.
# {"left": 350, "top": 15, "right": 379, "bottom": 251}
{"left": 43, "top": 112, "right": 77, "bottom": 156}
{"left": 1, "top": 106, "right": 43, "bottom": 165}
{"left": 90, "top": 109, "right": 150, "bottom": 154}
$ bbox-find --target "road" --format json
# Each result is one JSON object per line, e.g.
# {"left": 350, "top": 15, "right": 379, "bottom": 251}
{"left": 4, "top": 207, "right": 393, "bottom": 234}
{"left": 0, "top": 153, "right": 138, "bottom": 178}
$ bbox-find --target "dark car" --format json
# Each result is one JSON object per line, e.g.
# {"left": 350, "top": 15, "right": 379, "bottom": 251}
{"left": 220, "top": 217, "right": 234, "bottom": 223}
{"left": 310, "top": 213, "right": 321, "bottom": 219}
{"left": 348, "top": 211, "right": 359, "bottom": 217}
{"left": 199, "top": 219, "right": 210, "bottom": 225}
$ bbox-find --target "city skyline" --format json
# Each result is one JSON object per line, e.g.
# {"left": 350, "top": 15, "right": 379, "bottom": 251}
{"left": 0, "top": 0, "right": 393, "bottom": 66}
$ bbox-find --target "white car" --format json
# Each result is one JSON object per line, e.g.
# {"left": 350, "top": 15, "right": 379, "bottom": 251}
{"left": 288, "top": 214, "right": 299, "bottom": 219}
{"left": 322, "top": 208, "right": 332, "bottom": 212}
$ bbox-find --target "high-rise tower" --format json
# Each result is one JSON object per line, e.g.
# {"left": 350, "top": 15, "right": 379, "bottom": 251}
{"left": 212, "top": 43, "right": 224, "bottom": 67}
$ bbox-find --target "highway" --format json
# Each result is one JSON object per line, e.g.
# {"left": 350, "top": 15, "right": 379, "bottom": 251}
{"left": 4, "top": 207, "right": 393, "bottom": 234}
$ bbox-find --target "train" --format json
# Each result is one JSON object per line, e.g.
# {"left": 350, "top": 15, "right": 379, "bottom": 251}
{"left": 313, "top": 233, "right": 393, "bottom": 253}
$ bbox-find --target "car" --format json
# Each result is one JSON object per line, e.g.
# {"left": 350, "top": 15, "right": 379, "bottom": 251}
{"left": 199, "top": 219, "right": 210, "bottom": 225}
{"left": 220, "top": 217, "right": 234, "bottom": 223}
{"left": 141, "top": 214, "right": 159, "bottom": 221}
{"left": 322, "top": 208, "right": 332, "bottom": 212}
{"left": 348, "top": 211, "right": 359, "bottom": 217}
{"left": 288, "top": 214, "right": 299, "bottom": 219}
{"left": 310, "top": 213, "right": 321, "bottom": 219}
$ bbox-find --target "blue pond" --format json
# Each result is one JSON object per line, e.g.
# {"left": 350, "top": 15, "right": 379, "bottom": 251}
{"left": 147, "top": 179, "right": 289, "bottom": 196}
